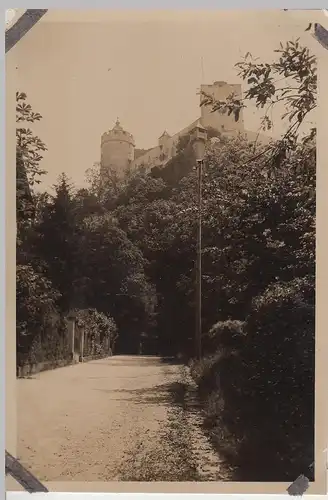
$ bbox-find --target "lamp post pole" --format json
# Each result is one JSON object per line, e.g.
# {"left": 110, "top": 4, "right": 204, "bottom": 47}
{"left": 195, "top": 158, "right": 203, "bottom": 360}
{"left": 192, "top": 121, "right": 207, "bottom": 361}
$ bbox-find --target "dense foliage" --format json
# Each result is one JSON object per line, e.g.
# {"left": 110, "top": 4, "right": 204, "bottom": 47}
{"left": 190, "top": 137, "right": 315, "bottom": 480}
{"left": 16, "top": 100, "right": 119, "bottom": 365}
{"left": 75, "top": 308, "right": 118, "bottom": 356}
{"left": 16, "top": 39, "right": 315, "bottom": 480}
{"left": 192, "top": 38, "right": 316, "bottom": 481}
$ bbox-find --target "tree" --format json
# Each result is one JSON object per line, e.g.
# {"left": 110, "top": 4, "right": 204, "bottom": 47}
{"left": 73, "top": 187, "right": 104, "bottom": 223}
{"left": 16, "top": 92, "right": 47, "bottom": 186}
{"left": 186, "top": 38, "right": 316, "bottom": 478}
{"left": 77, "top": 212, "right": 156, "bottom": 353}
{"left": 181, "top": 133, "right": 315, "bottom": 480}
{"left": 16, "top": 92, "right": 47, "bottom": 250}
{"left": 150, "top": 132, "right": 196, "bottom": 186}
{"left": 16, "top": 93, "right": 69, "bottom": 366}
{"left": 33, "top": 173, "right": 81, "bottom": 313}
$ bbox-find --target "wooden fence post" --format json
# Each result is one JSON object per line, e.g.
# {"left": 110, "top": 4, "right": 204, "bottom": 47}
{"left": 67, "top": 312, "right": 76, "bottom": 360}
{"left": 79, "top": 326, "right": 85, "bottom": 362}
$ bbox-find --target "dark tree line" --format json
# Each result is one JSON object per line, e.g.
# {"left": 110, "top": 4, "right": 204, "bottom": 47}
{"left": 16, "top": 39, "right": 316, "bottom": 481}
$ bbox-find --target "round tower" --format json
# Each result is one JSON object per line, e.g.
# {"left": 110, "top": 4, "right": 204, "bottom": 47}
{"left": 100, "top": 118, "right": 135, "bottom": 177}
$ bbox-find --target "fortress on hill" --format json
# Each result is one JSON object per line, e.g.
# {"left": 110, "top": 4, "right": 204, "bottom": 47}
{"left": 100, "top": 81, "right": 268, "bottom": 179}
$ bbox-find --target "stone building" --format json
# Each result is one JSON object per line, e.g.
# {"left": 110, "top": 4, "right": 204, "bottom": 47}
{"left": 100, "top": 81, "right": 270, "bottom": 179}
{"left": 100, "top": 118, "right": 135, "bottom": 178}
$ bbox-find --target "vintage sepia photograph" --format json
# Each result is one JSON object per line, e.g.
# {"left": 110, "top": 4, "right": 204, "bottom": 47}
{"left": 7, "top": 8, "right": 322, "bottom": 488}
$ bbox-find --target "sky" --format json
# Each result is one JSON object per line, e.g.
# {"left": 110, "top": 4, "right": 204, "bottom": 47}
{"left": 7, "top": 9, "right": 322, "bottom": 191}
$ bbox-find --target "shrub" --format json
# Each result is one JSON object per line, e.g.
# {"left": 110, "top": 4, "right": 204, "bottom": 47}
{"left": 189, "top": 353, "right": 221, "bottom": 390}
{"left": 23, "top": 314, "right": 69, "bottom": 364}
{"left": 16, "top": 263, "right": 64, "bottom": 366}
{"left": 237, "top": 277, "right": 315, "bottom": 480}
{"left": 75, "top": 308, "right": 118, "bottom": 356}
{"left": 206, "top": 319, "right": 247, "bottom": 352}
{"left": 190, "top": 276, "right": 314, "bottom": 481}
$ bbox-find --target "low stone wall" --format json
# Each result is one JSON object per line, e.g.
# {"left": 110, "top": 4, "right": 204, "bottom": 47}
{"left": 81, "top": 349, "right": 113, "bottom": 363}
{"left": 17, "top": 348, "right": 114, "bottom": 378}
{"left": 81, "top": 354, "right": 104, "bottom": 363}
{"left": 17, "top": 358, "right": 78, "bottom": 378}
{"left": 17, "top": 351, "right": 112, "bottom": 378}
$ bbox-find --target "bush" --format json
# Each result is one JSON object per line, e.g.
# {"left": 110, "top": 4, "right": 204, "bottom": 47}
{"left": 238, "top": 277, "right": 315, "bottom": 480}
{"left": 190, "top": 277, "right": 314, "bottom": 481}
{"left": 16, "top": 264, "right": 66, "bottom": 366}
{"left": 189, "top": 344, "right": 246, "bottom": 473}
{"left": 189, "top": 352, "right": 221, "bottom": 390}
{"left": 75, "top": 308, "right": 118, "bottom": 356}
{"left": 23, "top": 316, "right": 70, "bottom": 366}
{"left": 205, "top": 319, "right": 247, "bottom": 352}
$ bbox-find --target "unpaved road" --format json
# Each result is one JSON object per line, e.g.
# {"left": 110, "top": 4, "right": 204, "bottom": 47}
{"left": 18, "top": 355, "right": 226, "bottom": 482}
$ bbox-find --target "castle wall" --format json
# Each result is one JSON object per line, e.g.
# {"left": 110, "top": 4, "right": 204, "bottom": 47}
{"left": 110, "top": 82, "right": 250, "bottom": 173}
{"left": 132, "top": 145, "right": 163, "bottom": 169}
{"left": 131, "top": 118, "right": 200, "bottom": 170}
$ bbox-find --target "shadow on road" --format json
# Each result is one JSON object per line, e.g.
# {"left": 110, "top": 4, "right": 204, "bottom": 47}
{"left": 160, "top": 355, "right": 188, "bottom": 366}
{"left": 88, "top": 355, "right": 163, "bottom": 368}
{"left": 93, "top": 379, "right": 201, "bottom": 413}
{"left": 89, "top": 355, "right": 200, "bottom": 412}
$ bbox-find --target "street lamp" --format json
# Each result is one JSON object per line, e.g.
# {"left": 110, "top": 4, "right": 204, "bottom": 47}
{"left": 191, "top": 121, "right": 207, "bottom": 360}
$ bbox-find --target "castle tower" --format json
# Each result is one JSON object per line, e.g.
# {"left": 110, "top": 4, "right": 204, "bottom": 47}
{"left": 200, "top": 81, "right": 245, "bottom": 135}
{"left": 100, "top": 118, "right": 135, "bottom": 178}
{"left": 158, "top": 130, "right": 171, "bottom": 148}
{"left": 158, "top": 130, "right": 172, "bottom": 160}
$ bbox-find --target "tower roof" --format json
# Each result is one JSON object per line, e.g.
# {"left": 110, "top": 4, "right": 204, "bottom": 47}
{"left": 101, "top": 117, "right": 135, "bottom": 147}
{"left": 113, "top": 117, "right": 124, "bottom": 131}
{"left": 159, "top": 130, "right": 171, "bottom": 138}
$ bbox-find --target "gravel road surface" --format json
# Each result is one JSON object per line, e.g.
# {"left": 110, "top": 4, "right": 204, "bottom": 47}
{"left": 18, "top": 355, "right": 226, "bottom": 482}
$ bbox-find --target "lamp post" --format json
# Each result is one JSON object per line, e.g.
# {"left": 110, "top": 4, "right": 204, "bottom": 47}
{"left": 192, "top": 121, "right": 207, "bottom": 360}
